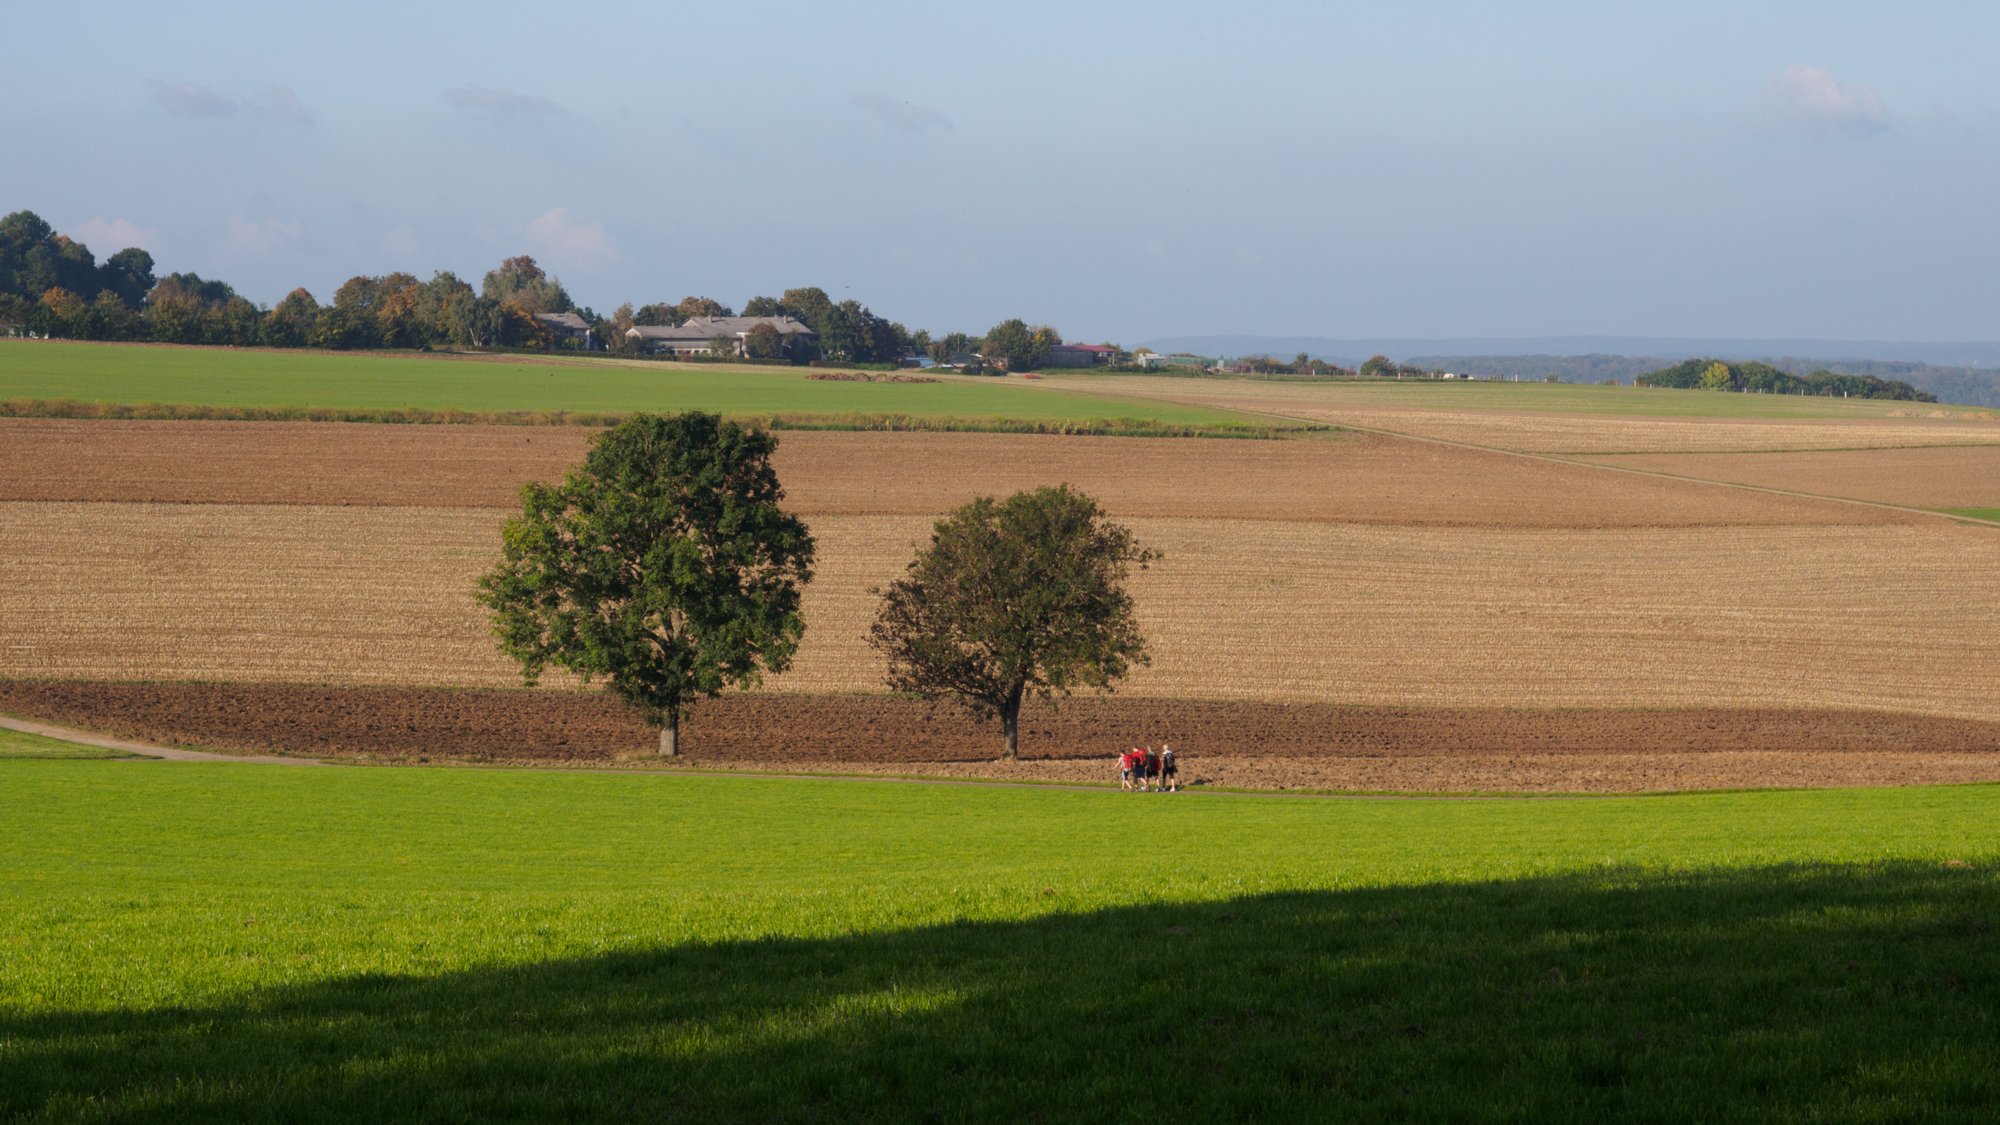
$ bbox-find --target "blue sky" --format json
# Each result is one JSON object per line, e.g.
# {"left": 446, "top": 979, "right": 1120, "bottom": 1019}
{"left": 6, "top": 1, "right": 1997, "bottom": 342}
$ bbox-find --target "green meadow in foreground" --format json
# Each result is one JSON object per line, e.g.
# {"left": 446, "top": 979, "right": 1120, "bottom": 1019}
{"left": 3, "top": 763, "right": 1996, "bottom": 1121}
{"left": 0, "top": 341, "right": 1253, "bottom": 430}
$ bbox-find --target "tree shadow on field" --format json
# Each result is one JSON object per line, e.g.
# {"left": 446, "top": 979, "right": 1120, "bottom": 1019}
{"left": 5, "top": 862, "right": 1998, "bottom": 1122}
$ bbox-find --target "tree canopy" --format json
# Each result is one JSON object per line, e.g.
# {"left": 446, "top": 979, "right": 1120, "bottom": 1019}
{"left": 477, "top": 413, "right": 816, "bottom": 756}
{"left": 980, "top": 319, "right": 1060, "bottom": 372}
{"left": 1636, "top": 358, "right": 1935, "bottom": 401}
{"left": 868, "top": 486, "right": 1157, "bottom": 759}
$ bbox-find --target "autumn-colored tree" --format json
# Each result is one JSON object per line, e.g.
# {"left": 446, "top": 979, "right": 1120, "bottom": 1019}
{"left": 263, "top": 288, "right": 319, "bottom": 348}
{"left": 482, "top": 255, "right": 572, "bottom": 315}
{"left": 677, "top": 295, "right": 733, "bottom": 320}
{"left": 377, "top": 282, "right": 427, "bottom": 348}
{"left": 780, "top": 286, "right": 833, "bottom": 325}
{"left": 37, "top": 286, "right": 85, "bottom": 332}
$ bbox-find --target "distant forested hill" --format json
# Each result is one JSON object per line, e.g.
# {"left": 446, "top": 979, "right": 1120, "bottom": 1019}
{"left": 1410, "top": 354, "right": 2000, "bottom": 407}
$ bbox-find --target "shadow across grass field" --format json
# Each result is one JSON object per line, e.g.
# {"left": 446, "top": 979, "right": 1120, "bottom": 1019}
{"left": 6, "top": 860, "right": 1994, "bottom": 1121}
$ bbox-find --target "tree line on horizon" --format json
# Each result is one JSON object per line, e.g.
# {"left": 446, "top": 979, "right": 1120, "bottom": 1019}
{"left": 1634, "top": 358, "right": 1936, "bottom": 402}
{"left": 0, "top": 209, "right": 1083, "bottom": 371}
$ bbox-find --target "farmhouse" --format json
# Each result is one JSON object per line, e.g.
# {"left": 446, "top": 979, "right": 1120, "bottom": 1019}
{"left": 625, "top": 315, "right": 817, "bottom": 357}
{"left": 534, "top": 311, "right": 595, "bottom": 349}
{"left": 1135, "top": 352, "right": 1215, "bottom": 371}
{"left": 1043, "top": 343, "right": 1119, "bottom": 367}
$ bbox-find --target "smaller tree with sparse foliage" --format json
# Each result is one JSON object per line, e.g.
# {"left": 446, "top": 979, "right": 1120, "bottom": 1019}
{"left": 869, "top": 486, "right": 1157, "bottom": 759}
{"left": 478, "top": 413, "right": 816, "bottom": 755}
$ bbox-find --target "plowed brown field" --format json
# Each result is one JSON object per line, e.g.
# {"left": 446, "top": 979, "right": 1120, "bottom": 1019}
{"left": 0, "top": 419, "right": 1898, "bottom": 526}
{"left": 7, "top": 415, "right": 1995, "bottom": 790}
{"left": 1580, "top": 446, "right": 2000, "bottom": 511}
{"left": 5, "top": 680, "right": 1998, "bottom": 792}
{"left": 4, "top": 503, "right": 1996, "bottom": 719}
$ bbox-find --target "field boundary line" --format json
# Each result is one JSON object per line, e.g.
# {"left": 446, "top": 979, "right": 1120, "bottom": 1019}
{"left": 1052, "top": 383, "right": 2000, "bottom": 527}
{"left": 0, "top": 714, "right": 324, "bottom": 765}
{"left": 0, "top": 712, "right": 1591, "bottom": 798}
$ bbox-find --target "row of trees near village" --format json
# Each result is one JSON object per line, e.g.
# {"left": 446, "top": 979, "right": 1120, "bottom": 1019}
{"left": 1635, "top": 358, "right": 1935, "bottom": 401}
{"left": 0, "top": 209, "right": 1074, "bottom": 369}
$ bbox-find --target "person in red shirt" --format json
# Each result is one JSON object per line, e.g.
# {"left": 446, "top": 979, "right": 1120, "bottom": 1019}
{"left": 1117, "top": 748, "right": 1135, "bottom": 790}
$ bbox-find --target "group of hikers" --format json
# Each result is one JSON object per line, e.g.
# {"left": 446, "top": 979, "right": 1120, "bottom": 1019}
{"left": 1117, "top": 744, "right": 1178, "bottom": 792}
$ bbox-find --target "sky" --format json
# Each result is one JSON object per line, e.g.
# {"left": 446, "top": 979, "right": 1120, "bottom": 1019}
{"left": 6, "top": 1, "right": 1998, "bottom": 344}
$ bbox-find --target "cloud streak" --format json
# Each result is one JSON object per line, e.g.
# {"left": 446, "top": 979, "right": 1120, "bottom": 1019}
{"left": 149, "top": 81, "right": 238, "bottom": 118}
{"left": 1769, "top": 65, "right": 1890, "bottom": 136}
{"left": 444, "top": 85, "right": 566, "bottom": 122}
{"left": 72, "top": 217, "right": 161, "bottom": 253}
{"left": 851, "top": 93, "right": 953, "bottom": 133}
{"left": 147, "top": 81, "right": 315, "bottom": 128}
{"left": 223, "top": 215, "right": 304, "bottom": 258}
{"left": 525, "top": 207, "right": 616, "bottom": 268}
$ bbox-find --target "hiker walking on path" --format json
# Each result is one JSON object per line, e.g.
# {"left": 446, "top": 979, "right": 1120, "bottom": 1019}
{"left": 1159, "top": 743, "right": 1179, "bottom": 792}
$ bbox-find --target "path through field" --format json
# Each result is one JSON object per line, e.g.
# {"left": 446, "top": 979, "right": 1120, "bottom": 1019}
{"left": 0, "top": 714, "right": 319, "bottom": 764}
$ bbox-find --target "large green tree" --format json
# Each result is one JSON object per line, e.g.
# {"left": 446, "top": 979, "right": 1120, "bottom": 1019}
{"left": 980, "top": 319, "right": 1058, "bottom": 372}
{"left": 479, "top": 413, "right": 817, "bottom": 756}
{"left": 868, "top": 486, "right": 1157, "bottom": 759}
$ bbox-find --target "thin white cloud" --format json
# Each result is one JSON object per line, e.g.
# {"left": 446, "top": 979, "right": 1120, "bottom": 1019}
{"left": 258, "top": 85, "right": 315, "bottom": 128}
{"left": 444, "top": 85, "right": 566, "bottom": 122}
{"left": 524, "top": 207, "right": 617, "bottom": 268}
{"left": 148, "top": 81, "right": 315, "bottom": 128}
{"left": 1769, "top": 64, "right": 1890, "bottom": 135}
{"left": 223, "top": 214, "right": 304, "bottom": 258}
{"left": 73, "top": 217, "right": 161, "bottom": 253}
{"left": 149, "top": 80, "right": 238, "bottom": 118}
{"left": 851, "top": 93, "right": 953, "bottom": 133}
{"left": 380, "top": 225, "right": 420, "bottom": 261}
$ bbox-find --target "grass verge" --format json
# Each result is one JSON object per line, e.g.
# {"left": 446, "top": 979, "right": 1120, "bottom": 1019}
{"left": 0, "top": 398, "right": 1319, "bottom": 439}
{"left": 1941, "top": 507, "right": 2000, "bottom": 522}
{"left": 0, "top": 725, "right": 138, "bottom": 759}
{"left": 2, "top": 764, "right": 1996, "bottom": 1119}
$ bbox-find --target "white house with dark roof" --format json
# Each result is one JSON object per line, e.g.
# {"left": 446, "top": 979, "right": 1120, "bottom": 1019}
{"left": 625, "top": 315, "right": 816, "bottom": 357}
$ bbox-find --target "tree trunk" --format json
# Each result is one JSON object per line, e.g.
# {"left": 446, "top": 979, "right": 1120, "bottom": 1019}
{"left": 659, "top": 711, "right": 679, "bottom": 757}
{"left": 1000, "top": 687, "right": 1023, "bottom": 761}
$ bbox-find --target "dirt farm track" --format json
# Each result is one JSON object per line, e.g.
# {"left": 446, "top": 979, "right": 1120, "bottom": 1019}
{"left": 4, "top": 414, "right": 1997, "bottom": 792}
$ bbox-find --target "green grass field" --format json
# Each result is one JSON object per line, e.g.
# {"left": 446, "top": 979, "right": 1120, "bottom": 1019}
{"left": 4, "top": 762, "right": 1995, "bottom": 1120}
{"left": 1047, "top": 370, "right": 1993, "bottom": 420}
{"left": 0, "top": 725, "right": 137, "bottom": 759}
{"left": 0, "top": 341, "right": 1254, "bottom": 429}
{"left": 1943, "top": 507, "right": 2000, "bottom": 522}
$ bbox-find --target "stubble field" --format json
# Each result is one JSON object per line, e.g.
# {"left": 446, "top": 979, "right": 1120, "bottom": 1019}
{"left": 1040, "top": 374, "right": 2000, "bottom": 453}
{"left": 1577, "top": 445, "right": 2000, "bottom": 512}
{"left": 3, "top": 415, "right": 1997, "bottom": 790}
